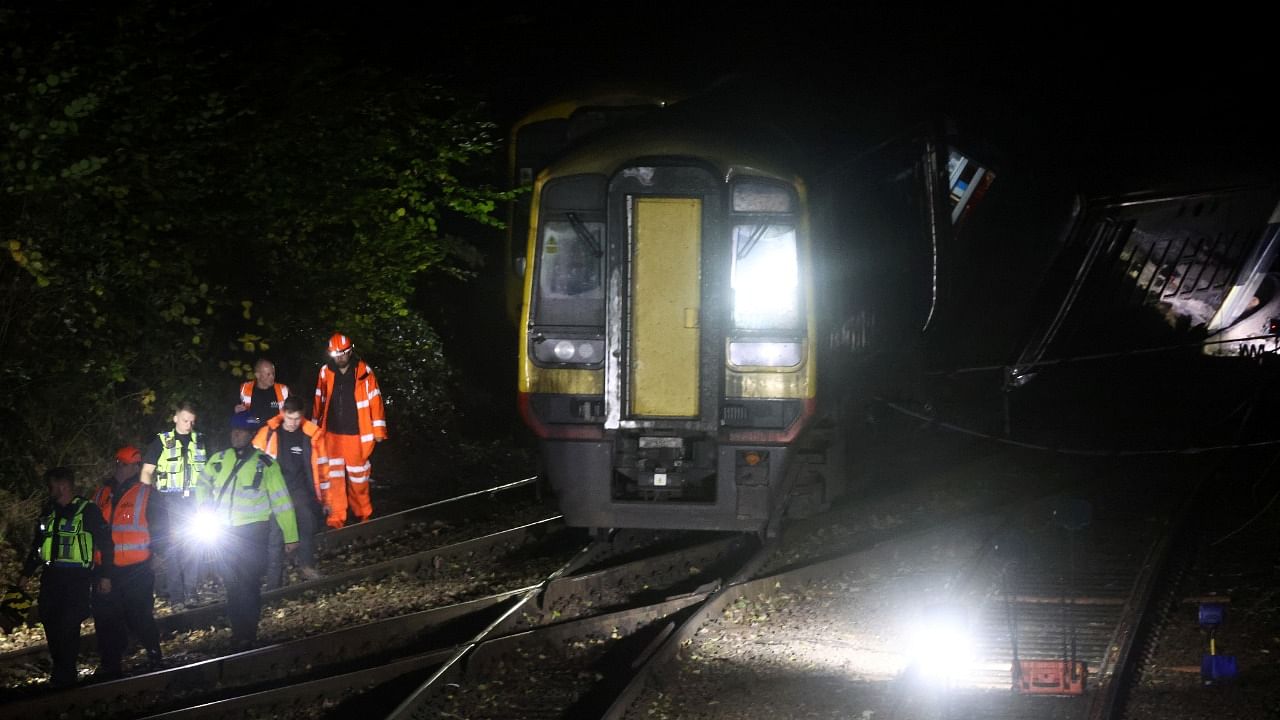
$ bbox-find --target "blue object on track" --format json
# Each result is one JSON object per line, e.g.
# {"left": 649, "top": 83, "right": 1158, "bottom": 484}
{"left": 1198, "top": 603, "right": 1227, "bottom": 627}
{"left": 1201, "top": 654, "right": 1238, "bottom": 685}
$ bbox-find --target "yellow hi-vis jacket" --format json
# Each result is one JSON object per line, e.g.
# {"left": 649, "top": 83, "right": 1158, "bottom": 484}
{"left": 38, "top": 498, "right": 95, "bottom": 568}
{"left": 196, "top": 448, "right": 299, "bottom": 543}
{"left": 154, "top": 430, "right": 207, "bottom": 493}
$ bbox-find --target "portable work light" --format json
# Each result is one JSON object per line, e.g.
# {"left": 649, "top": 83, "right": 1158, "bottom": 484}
{"left": 906, "top": 603, "right": 975, "bottom": 685}
{"left": 191, "top": 508, "right": 225, "bottom": 545}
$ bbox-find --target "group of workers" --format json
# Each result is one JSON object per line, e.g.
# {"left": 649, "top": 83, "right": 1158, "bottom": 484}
{"left": 17, "top": 333, "right": 387, "bottom": 687}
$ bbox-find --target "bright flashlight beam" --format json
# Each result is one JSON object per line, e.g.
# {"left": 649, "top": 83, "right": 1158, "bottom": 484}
{"left": 191, "top": 509, "right": 225, "bottom": 545}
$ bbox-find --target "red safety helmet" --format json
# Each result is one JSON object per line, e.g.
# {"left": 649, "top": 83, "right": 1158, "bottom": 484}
{"left": 327, "top": 333, "right": 353, "bottom": 356}
{"left": 115, "top": 446, "right": 142, "bottom": 464}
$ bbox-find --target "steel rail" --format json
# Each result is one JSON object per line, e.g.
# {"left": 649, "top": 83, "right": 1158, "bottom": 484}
{"left": 3, "top": 526, "right": 750, "bottom": 720}
{"left": 378, "top": 528, "right": 744, "bottom": 717}
{"left": 534, "top": 533, "right": 749, "bottom": 622}
{"left": 0, "top": 477, "right": 540, "bottom": 671}
{"left": 140, "top": 648, "right": 459, "bottom": 719}
{"left": 142, "top": 593, "right": 709, "bottom": 720}
{"left": 0, "top": 515, "right": 562, "bottom": 675}
{"left": 4, "top": 529, "right": 752, "bottom": 718}
{"left": 3, "top": 589, "right": 532, "bottom": 720}
{"left": 369, "top": 502, "right": 1020, "bottom": 719}
{"left": 132, "top": 531, "right": 744, "bottom": 719}
{"left": 315, "top": 476, "right": 540, "bottom": 553}
{"left": 599, "top": 509, "right": 1013, "bottom": 719}
{"left": 383, "top": 538, "right": 602, "bottom": 719}
{"left": 1084, "top": 481, "right": 1204, "bottom": 720}
{"left": 124, "top": 529, "right": 779, "bottom": 718}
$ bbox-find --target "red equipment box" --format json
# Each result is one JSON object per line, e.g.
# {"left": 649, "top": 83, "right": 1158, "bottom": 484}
{"left": 1015, "top": 659, "right": 1087, "bottom": 695}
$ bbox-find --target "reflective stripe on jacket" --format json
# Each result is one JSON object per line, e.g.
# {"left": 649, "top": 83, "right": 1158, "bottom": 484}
{"left": 39, "top": 498, "right": 94, "bottom": 568}
{"left": 93, "top": 482, "right": 152, "bottom": 566}
{"left": 313, "top": 360, "right": 386, "bottom": 457}
{"left": 155, "top": 430, "right": 207, "bottom": 492}
{"left": 238, "top": 381, "right": 290, "bottom": 415}
{"left": 252, "top": 416, "right": 327, "bottom": 502}
{"left": 197, "top": 448, "right": 299, "bottom": 543}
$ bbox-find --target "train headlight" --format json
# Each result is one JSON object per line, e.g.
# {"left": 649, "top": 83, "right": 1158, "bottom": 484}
{"left": 534, "top": 338, "right": 605, "bottom": 366}
{"left": 553, "top": 340, "right": 576, "bottom": 361}
{"left": 192, "top": 509, "right": 226, "bottom": 545}
{"left": 728, "top": 341, "right": 803, "bottom": 367}
{"left": 731, "top": 223, "right": 801, "bottom": 330}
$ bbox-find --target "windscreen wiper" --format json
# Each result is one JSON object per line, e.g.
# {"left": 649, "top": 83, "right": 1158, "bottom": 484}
{"left": 566, "top": 212, "right": 603, "bottom": 258}
{"left": 737, "top": 222, "right": 771, "bottom": 261}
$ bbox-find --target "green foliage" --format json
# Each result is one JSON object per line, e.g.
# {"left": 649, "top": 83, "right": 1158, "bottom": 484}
{"left": 361, "top": 312, "right": 456, "bottom": 441}
{"left": 0, "top": 486, "right": 42, "bottom": 584}
{"left": 0, "top": 2, "right": 512, "bottom": 496}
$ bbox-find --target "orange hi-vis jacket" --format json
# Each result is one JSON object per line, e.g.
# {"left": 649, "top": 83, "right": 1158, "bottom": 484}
{"left": 252, "top": 416, "right": 328, "bottom": 502}
{"left": 313, "top": 360, "right": 387, "bottom": 457}
{"left": 92, "top": 480, "right": 153, "bottom": 567}
{"left": 239, "top": 381, "right": 290, "bottom": 414}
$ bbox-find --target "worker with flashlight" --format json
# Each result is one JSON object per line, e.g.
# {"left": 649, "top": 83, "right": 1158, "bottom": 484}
{"left": 196, "top": 411, "right": 298, "bottom": 650}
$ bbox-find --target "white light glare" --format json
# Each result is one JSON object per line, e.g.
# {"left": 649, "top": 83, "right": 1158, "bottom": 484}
{"left": 732, "top": 224, "right": 800, "bottom": 330}
{"left": 906, "top": 604, "right": 976, "bottom": 685}
{"left": 192, "top": 509, "right": 225, "bottom": 545}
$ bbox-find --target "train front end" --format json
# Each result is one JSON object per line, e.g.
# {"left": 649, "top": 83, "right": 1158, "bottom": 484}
{"left": 518, "top": 134, "right": 817, "bottom": 532}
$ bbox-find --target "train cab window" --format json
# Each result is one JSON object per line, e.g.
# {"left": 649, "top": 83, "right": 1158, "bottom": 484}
{"left": 535, "top": 217, "right": 606, "bottom": 326}
{"left": 731, "top": 223, "right": 801, "bottom": 330}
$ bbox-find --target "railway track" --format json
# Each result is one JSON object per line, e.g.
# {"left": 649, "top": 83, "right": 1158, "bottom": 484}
{"left": 892, "top": 475, "right": 1201, "bottom": 720}
{"left": 608, "top": 455, "right": 1210, "bottom": 720}
{"left": 3, "top": 513, "right": 753, "bottom": 718}
{"left": 2, "top": 456, "right": 1207, "bottom": 719}
{"left": 368, "top": 448, "right": 1079, "bottom": 719}
{"left": 0, "top": 479, "right": 544, "bottom": 684}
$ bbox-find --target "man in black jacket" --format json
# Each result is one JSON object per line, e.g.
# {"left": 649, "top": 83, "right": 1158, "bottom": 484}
{"left": 20, "top": 467, "right": 114, "bottom": 688}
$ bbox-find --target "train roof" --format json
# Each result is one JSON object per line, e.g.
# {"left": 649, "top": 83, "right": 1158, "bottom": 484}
{"left": 510, "top": 84, "right": 684, "bottom": 135}
{"left": 540, "top": 114, "right": 806, "bottom": 186}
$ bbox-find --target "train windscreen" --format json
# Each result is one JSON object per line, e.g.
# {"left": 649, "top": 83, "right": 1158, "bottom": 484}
{"left": 535, "top": 219, "right": 606, "bottom": 326}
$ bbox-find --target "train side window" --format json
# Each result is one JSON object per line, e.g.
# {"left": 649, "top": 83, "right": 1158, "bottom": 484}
{"left": 731, "top": 223, "right": 802, "bottom": 330}
{"left": 535, "top": 219, "right": 606, "bottom": 326}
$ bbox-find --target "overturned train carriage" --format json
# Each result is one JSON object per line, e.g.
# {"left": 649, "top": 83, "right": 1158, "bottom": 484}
{"left": 517, "top": 123, "right": 830, "bottom": 532}
{"left": 1012, "top": 184, "right": 1280, "bottom": 376}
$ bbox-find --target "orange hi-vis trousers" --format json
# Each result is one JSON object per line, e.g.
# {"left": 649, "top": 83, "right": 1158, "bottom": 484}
{"left": 323, "top": 433, "right": 372, "bottom": 528}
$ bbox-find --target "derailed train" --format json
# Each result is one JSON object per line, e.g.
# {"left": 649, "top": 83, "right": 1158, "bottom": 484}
{"left": 510, "top": 90, "right": 1280, "bottom": 534}
{"left": 509, "top": 91, "right": 985, "bottom": 533}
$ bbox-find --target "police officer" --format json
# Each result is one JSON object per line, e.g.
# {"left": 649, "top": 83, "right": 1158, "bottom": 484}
{"left": 92, "top": 446, "right": 164, "bottom": 677}
{"left": 140, "top": 400, "right": 208, "bottom": 607}
{"left": 20, "top": 467, "right": 114, "bottom": 688}
{"left": 197, "top": 411, "right": 298, "bottom": 649}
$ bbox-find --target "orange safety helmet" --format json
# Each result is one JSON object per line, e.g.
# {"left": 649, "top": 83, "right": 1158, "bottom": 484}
{"left": 327, "top": 332, "right": 354, "bottom": 356}
{"left": 115, "top": 446, "right": 142, "bottom": 464}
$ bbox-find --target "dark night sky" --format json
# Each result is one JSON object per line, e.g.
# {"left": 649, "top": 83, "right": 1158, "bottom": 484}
{"left": 248, "top": 2, "right": 1276, "bottom": 188}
